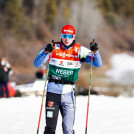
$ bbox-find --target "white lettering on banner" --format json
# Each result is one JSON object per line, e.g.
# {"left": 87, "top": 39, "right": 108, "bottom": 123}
{"left": 66, "top": 54, "right": 70, "bottom": 57}
{"left": 56, "top": 53, "right": 78, "bottom": 58}
{"left": 63, "top": 52, "right": 65, "bottom": 58}
{"left": 56, "top": 53, "right": 62, "bottom": 57}
{"left": 46, "top": 107, "right": 55, "bottom": 110}
{"left": 64, "top": 29, "right": 73, "bottom": 33}
{"left": 56, "top": 69, "right": 73, "bottom": 75}
{"left": 52, "top": 75, "right": 61, "bottom": 80}
{"left": 74, "top": 47, "right": 78, "bottom": 52}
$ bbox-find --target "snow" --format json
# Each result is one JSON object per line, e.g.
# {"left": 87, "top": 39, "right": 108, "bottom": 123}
{"left": 106, "top": 53, "right": 134, "bottom": 85}
{"left": 1, "top": 53, "right": 134, "bottom": 134}
{"left": 15, "top": 80, "right": 46, "bottom": 92}
{"left": 0, "top": 95, "right": 134, "bottom": 134}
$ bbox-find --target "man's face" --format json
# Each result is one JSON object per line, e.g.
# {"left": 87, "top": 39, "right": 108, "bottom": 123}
{"left": 62, "top": 34, "right": 75, "bottom": 46}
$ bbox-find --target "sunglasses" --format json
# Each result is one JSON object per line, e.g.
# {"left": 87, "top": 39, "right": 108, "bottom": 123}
{"left": 62, "top": 34, "right": 74, "bottom": 39}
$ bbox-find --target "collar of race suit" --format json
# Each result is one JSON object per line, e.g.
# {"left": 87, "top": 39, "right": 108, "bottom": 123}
{"left": 61, "top": 39, "right": 76, "bottom": 49}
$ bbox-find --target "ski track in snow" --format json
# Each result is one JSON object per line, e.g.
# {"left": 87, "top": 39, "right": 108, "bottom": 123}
{"left": 0, "top": 95, "right": 134, "bottom": 134}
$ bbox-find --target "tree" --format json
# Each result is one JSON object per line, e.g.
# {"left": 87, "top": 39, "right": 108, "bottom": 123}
{"left": 5, "top": 0, "right": 24, "bottom": 30}
{"left": 44, "top": 0, "right": 57, "bottom": 29}
{"left": 99, "top": 0, "right": 134, "bottom": 18}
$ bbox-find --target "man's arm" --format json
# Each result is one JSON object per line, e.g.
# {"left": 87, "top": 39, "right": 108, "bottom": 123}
{"left": 86, "top": 51, "right": 102, "bottom": 67}
{"left": 79, "top": 46, "right": 102, "bottom": 67}
{"left": 34, "top": 43, "right": 54, "bottom": 67}
{"left": 34, "top": 48, "right": 49, "bottom": 67}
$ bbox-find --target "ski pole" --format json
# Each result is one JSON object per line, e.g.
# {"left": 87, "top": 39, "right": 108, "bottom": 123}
{"left": 36, "top": 40, "right": 55, "bottom": 134}
{"left": 85, "top": 39, "right": 94, "bottom": 134}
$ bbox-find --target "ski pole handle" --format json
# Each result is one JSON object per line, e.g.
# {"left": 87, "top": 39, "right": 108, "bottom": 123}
{"left": 92, "top": 39, "right": 94, "bottom": 43}
{"left": 91, "top": 39, "right": 94, "bottom": 61}
{"left": 48, "top": 40, "right": 55, "bottom": 62}
{"left": 52, "top": 40, "right": 55, "bottom": 46}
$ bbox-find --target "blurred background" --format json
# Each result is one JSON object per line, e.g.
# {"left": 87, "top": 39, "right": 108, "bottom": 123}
{"left": 0, "top": 0, "right": 134, "bottom": 97}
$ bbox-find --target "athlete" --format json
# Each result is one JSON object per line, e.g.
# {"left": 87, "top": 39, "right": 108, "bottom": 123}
{"left": 34, "top": 25, "right": 102, "bottom": 134}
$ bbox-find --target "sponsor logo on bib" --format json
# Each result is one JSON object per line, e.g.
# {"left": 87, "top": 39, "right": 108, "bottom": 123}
{"left": 67, "top": 62, "right": 74, "bottom": 66}
{"left": 51, "top": 59, "right": 57, "bottom": 63}
{"left": 75, "top": 62, "right": 79, "bottom": 67}
{"left": 56, "top": 69, "right": 73, "bottom": 75}
{"left": 48, "top": 101, "right": 54, "bottom": 107}
{"left": 52, "top": 75, "right": 61, "bottom": 80}
{"left": 47, "top": 111, "right": 53, "bottom": 118}
{"left": 56, "top": 53, "right": 78, "bottom": 58}
{"left": 59, "top": 61, "right": 64, "bottom": 66}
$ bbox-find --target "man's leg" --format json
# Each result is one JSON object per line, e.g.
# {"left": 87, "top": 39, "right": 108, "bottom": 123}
{"left": 0, "top": 83, "right": 4, "bottom": 97}
{"left": 44, "top": 92, "right": 61, "bottom": 134}
{"left": 61, "top": 91, "right": 76, "bottom": 134}
{"left": 4, "top": 82, "right": 9, "bottom": 98}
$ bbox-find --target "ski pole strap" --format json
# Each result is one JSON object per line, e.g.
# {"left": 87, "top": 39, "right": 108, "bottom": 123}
{"left": 49, "top": 79, "right": 75, "bottom": 85}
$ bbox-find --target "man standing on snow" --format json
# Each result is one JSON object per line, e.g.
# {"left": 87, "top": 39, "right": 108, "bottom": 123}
{"left": 34, "top": 25, "right": 102, "bottom": 134}
{"left": 0, "top": 58, "right": 12, "bottom": 98}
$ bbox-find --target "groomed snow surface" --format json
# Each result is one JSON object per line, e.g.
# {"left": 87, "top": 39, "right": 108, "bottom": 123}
{"left": 0, "top": 95, "right": 134, "bottom": 134}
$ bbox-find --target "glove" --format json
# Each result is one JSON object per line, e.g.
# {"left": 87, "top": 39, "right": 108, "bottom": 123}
{"left": 45, "top": 43, "right": 54, "bottom": 53}
{"left": 90, "top": 42, "right": 98, "bottom": 52}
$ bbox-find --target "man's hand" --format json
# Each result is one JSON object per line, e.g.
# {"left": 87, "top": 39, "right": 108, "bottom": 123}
{"left": 45, "top": 43, "right": 54, "bottom": 53}
{"left": 3, "top": 66, "right": 8, "bottom": 72}
{"left": 90, "top": 42, "right": 98, "bottom": 53}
